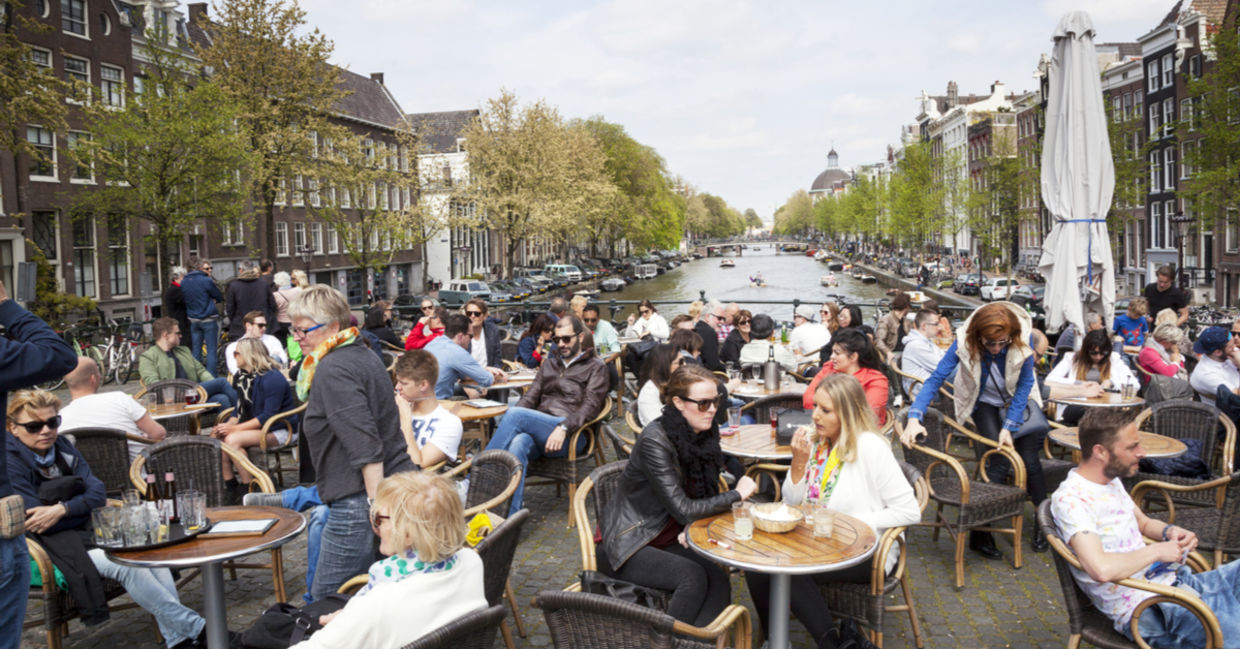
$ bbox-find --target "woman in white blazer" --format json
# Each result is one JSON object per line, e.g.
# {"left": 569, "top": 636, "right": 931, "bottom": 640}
{"left": 743, "top": 373, "right": 919, "bottom": 649}
{"left": 1045, "top": 328, "right": 1137, "bottom": 425}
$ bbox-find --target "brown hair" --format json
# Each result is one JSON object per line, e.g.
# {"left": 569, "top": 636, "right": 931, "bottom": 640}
{"left": 890, "top": 292, "right": 911, "bottom": 311}
{"left": 152, "top": 317, "right": 180, "bottom": 340}
{"left": 243, "top": 310, "right": 266, "bottom": 326}
{"left": 1073, "top": 329, "right": 1113, "bottom": 383}
{"left": 1078, "top": 407, "right": 1140, "bottom": 460}
{"left": 668, "top": 328, "right": 703, "bottom": 355}
{"left": 393, "top": 349, "right": 438, "bottom": 386}
{"left": 964, "top": 303, "right": 1026, "bottom": 359}
{"left": 661, "top": 363, "right": 719, "bottom": 405}
{"left": 822, "top": 303, "right": 841, "bottom": 333}
{"left": 464, "top": 298, "right": 488, "bottom": 316}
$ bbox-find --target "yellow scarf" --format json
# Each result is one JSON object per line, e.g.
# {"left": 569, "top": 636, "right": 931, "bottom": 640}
{"left": 295, "top": 327, "right": 359, "bottom": 401}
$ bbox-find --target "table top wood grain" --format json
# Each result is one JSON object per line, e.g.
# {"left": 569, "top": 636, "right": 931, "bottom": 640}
{"left": 106, "top": 506, "right": 305, "bottom": 569}
{"left": 720, "top": 424, "right": 793, "bottom": 461}
{"left": 439, "top": 399, "right": 508, "bottom": 422}
{"left": 1048, "top": 427, "right": 1187, "bottom": 458}
{"left": 146, "top": 402, "right": 220, "bottom": 421}
{"left": 1048, "top": 392, "right": 1145, "bottom": 408}
{"left": 686, "top": 510, "right": 876, "bottom": 575}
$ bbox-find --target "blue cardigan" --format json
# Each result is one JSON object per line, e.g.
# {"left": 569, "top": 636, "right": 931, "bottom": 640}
{"left": 6, "top": 434, "right": 106, "bottom": 535}
{"left": 907, "top": 340, "right": 1036, "bottom": 433}
{"left": 249, "top": 369, "right": 298, "bottom": 432}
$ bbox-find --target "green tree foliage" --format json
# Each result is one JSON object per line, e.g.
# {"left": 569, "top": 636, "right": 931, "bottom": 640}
{"left": 965, "top": 128, "right": 1022, "bottom": 272}
{"left": 772, "top": 190, "right": 813, "bottom": 235}
{"left": 743, "top": 208, "right": 763, "bottom": 230}
{"left": 887, "top": 140, "right": 944, "bottom": 255}
{"left": 1181, "top": 23, "right": 1240, "bottom": 232}
{"left": 25, "top": 247, "right": 95, "bottom": 329}
{"left": 578, "top": 117, "right": 682, "bottom": 253}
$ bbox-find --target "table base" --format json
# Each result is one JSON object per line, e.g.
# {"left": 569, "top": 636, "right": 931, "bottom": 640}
{"left": 769, "top": 573, "right": 791, "bottom": 649}
{"left": 202, "top": 562, "right": 228, "bottom": 649}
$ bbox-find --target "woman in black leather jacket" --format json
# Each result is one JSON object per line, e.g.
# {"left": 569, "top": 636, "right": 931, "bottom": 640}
{"left": 598, "top": 364, "right": 758, "bottom": 626}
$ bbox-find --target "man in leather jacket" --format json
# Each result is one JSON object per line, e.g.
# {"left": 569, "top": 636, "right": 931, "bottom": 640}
{"left": 485, "top": 315, "right": 608, "bottom": 515}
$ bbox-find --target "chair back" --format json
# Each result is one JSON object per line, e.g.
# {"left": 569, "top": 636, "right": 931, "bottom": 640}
{"left": 464, "top": 450, "right": 522, "bottom": 517}
{"left": 136, "top": 379, "right": 206, "bottom": 405}
{"left": 897, "top": 458, "right": 930, "bottom": 515}
{"left": 535, "top": 590, "right": 686, "bottom": 649}
{"left": 66, "top": 428, "right": 144, "bottom": 496}
{"left": 1037, "top": 500, "right": 1095, "bottom": 639}
{"left": 133, "top": 436, "right": 273, "bottom": 506}
{"left": 500, "top": 340, "right": 519, "bottom": 362}
{"left": 1137, "top": 399, "right": 1225, "bottom": 470}
{"left": 893, "top": 407, "right": 952, "bottom": 478}
{"left": 573, "top": 461, "right": 628, "bottom": 571}
{"left": 474, "top": 509, "right": 530, "bottom": 606}
{"left": 739, "top": 394, "right": 805, "bottom": 423}
{"left": 603, "top": 422, "right": 634, "bottom": 460}
{"left": 401, "top": 603, "right": 507, "bottom": 649}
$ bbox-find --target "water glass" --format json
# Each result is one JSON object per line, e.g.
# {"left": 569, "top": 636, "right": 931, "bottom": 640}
{"left": 178, "top": 490, "right": 207, "bottom": 531}
{"left": 92, "top": 508, "right": 117, "bottom": 547}
{"left": 1122, "top": 383, "right": 1137, "bottom": 400}
{"left": 732, "top": 501, "right": 754, "bottom": 541}
{"left": 726, "top": 407, "right": 741, "bottom": 430}
{"left": 122, "top": 489, "right": 141, "bottom": 507}
{"left": 121, "top": 505, "right": 149, "bottom": 546}
{"left": 812, "top": 504, "right": 836, "bottom": 539}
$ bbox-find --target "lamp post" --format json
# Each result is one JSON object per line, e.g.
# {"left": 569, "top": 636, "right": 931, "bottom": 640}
{"left": 299, "top": 245, "right": 314, "bottom": 278}
{"left": 1171, "top": 213, "right": 1193, "bottom": 291}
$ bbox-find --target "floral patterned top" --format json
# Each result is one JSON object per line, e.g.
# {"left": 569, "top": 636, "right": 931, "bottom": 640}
{"left": 1050, "top": 469, "right": 1175, "bottom": 631}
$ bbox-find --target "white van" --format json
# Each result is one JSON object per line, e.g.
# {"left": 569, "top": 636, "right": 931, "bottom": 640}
{"left": 543, "top": 264, "right": 582, "bottom": 283}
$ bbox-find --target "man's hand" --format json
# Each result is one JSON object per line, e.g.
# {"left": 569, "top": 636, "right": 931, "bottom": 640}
{"left": 489, "top": 368, "right": 507, "bottom": 382}
{"left": 1165, "top": 525, "right": 1199, "bottom": 553}
{"left": 735, "top": 476, "right": 758, "bottom": 500}
{"left": 544, "top": 425, "right": 566, "bottom": 453}
{"left": 26, "top": 504, "right": 67, "bottom": 534}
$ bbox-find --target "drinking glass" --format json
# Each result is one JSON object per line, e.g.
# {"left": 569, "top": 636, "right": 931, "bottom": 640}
{"left": 812, "top": 504, "right": 836, "bottom": 539}
{"left": 121, "top": 505, "right": 148, "bottom": 546}
{"left": 178, "top": 490, "right": 207, "bottom": 531}
{"left": 99, "top": 506, "right": 122, "bottom": 546}
{"left": 122, "top": 489, "right": 141, "bottom": 507}
{"left": 726, "top": 407, "right": 741, "bottom": 430}
{"left": 732, "top": 501, "right": 753, "bottom": 541}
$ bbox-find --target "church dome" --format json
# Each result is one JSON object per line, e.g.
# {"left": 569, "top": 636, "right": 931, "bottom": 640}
{"left": 810, "top": 148, "right": 850, "bottom": 192}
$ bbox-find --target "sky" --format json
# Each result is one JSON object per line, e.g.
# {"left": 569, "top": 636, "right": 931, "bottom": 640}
{"left": 300, "top": 0, "right": 1176, "bottom": 222}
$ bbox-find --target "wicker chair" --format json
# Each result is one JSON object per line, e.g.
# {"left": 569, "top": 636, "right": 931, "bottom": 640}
{"left": 1041, "top": 421, "right": 1076, "bottom": 494}
{"left": 25, "top": 538, "right": 146, "bottom": 649}
{"left": 245, "top": 401, "right": 307, "bottom": 489}
{"left": 476, "top": 509, "right": 531, "bottom": 649}
{"left": 129, "top": 436, "right": 290, "bottom": 602}
{"left": 444, "top": 449, "right": 523, "bottom": 518}
{"left": 1132, "top": 471, "right": 1240, "bottom": 570}
{"left": 1123, "top": 399, "right": 1237, "bottom": 508}
{"left": 819, "top": 460, "right": 929, "bottom": 648}
{"left": 1037, "top": 501, "right": 1223, "bottom": 649}
{"left": 527, "top": 397, "right": 613, "bottom": 527}
{"left": 604, "top": 421, "right": 635, "bottom": 460}
{"left": 134, "top": 380, "right": 209, "bottom": 436}
{"left": 400, "top": 604, "right": 507, "bottom": 649}
{"left": 896, "top": 407, "right": 1028, "bottom": 589}
{"left": 501, "top": 339, "right": 519, "bottom": 363}
{"left": 64, "top": 428, "right": 152, "bottom": 496}
{"left": 536, "top": 589, "right": 751, "bottom": 649}
{"left": 569, "top": 462, "right": 752, "bottom": 649}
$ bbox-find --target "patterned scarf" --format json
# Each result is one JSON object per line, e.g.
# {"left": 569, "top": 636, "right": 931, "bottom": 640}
{"left": 294, "top": 327, "right": 359, "bottom": 401}
{"left": 804, "top": 440, "right": 844, "bottom": 503}
{"left": 354, "top": 549, "right": 459, "bottom": 597}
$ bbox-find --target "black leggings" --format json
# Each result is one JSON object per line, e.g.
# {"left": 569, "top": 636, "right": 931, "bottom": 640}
{"left": 973, "top": 402, "right": 1048, "bottom": 505}
{"left": 744, "top": 562, "right": 871, "bottom": 643}
{"left": 597, "top": 542, "right": 731, "bottom": 627}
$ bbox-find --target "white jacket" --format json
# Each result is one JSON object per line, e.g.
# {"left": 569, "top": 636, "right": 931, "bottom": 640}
{"left": 1046, "top": 352, "right": 1138, "bottom": 418}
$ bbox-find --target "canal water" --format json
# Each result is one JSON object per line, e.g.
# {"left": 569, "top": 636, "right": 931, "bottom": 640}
{"left": 605, "top": 246, "right": 889, "bottom": 323}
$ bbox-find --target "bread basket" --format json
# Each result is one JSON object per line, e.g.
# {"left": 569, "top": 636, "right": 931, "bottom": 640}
{"left": 750, "top": 502, "right": 803, "bottom": 533}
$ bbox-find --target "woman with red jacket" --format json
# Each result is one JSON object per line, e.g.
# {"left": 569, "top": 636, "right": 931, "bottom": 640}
{"left": 802, "top": 328, "right": 889, "bottom": 425}
{"left": 404, "top": 304, "right": 446, "bottom": 350}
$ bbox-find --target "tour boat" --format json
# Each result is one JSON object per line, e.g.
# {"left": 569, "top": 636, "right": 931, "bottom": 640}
{"left": 600, "top": 278, "right": 626, "bottom": 292}
{"left": 820, "top": 273, "right": 838, "bottom": 287}
{"left": 720, "top": 259, "right": 736, "bottom": 268}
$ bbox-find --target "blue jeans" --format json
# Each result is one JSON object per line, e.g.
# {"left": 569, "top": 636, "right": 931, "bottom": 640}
{"left": 199, "top": 377, "right": 236, "bottom": 412}
{"left": 88, "top": 548, "right": 205, "bottom": 648}
{"left": 280, "top": 486, "right": 328, "bottom": 603}
{"left": 485, "top": 407, "right": 584, "bottom": 516}
{"left": 0, "top": 535, "right": 29, "bottom": 649}
{"left": 1129, "top": 561, "right": 1240, "bottom": 649}
{"left": 310, "top": 493, "right": 374, "bottom": 601}
{"left": 190, "top": 318, "right": 219, "bottom": 377}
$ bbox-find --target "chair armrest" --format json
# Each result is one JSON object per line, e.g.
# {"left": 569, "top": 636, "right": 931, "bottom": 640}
{"left": 572, "top": 477, "right": 597, "bottom": 572}
{"left": 909, "top": 442, "right": 971, "bottom": 503}
{"left": 870, "top": 526, "right": 908, "bottom": 595}
{"left": 672, "top": 604, "right": 753, "bottom": 649}
{"left": 337, "top": 574, "right": 368, "bottom": 595}
{"left": 1130, "top": 473, "right": 1235, "bottom": 518}
{"left": 444, "top": 457, "right": 472, "bottom": 479}
{"left": 25, "top": 537, "right": 57, "bottom": 596}
{"left": 1126, "top": 586, "right": 1223, "bottom": 649}
{"left": 977, "top": 446, "right": 1027, "bottom": 489}
{"left": 1218, "top": 415, "right": 1236, "bottom": 475}
{"left": 942, "top": 414, "right": 998, "bottom": 449}
{"left": 218, "top": 407, "right": 234, "bottom": 423}
{"left": 259, "top": 402, "right": 308, "bottom": 450}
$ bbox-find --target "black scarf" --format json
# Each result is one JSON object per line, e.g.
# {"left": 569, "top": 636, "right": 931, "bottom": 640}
{"left": 660, "top": 404, "right": 724, "bottom": 500}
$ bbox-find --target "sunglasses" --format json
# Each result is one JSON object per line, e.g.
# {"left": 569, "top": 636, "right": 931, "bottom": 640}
{"left": 1088, "top": 349, "right": 1107, "bottom": 357}
{"left": 1231, "top": 330, "right": 1240, "bottom": 339}
{"left": 639, "top": 309, "right": 651, "bottom": 315}
{"left": 421, "top": 305, "right": 434, "bottom": 311}
{"left": 737, "top": 319, "right": 751, "bottom": 326}
{"left": 465, "top": 310, "right": 483, "bottom": 317}
{"left": 582, "top": 318, "right": 598, "bottom": 324}
{"left": 14, "top": 415, "right": 61, "bottom": 434}
{"left": 679, "top": 395, "right": 723, "bottom": 412}
{"left": 292, "top": 323, "right": 326, "bottom": 337}
{"left": 983, "top": 338, "right": 1011, "bottom": 349}
{"left": 369, "top": 510, "right": 390, "bottom": 532}
{"left": 253, "top": 322, "right": 268, "bottom": 328}
{"left": 553, "top": 334, "right": 577, "bottom": 344}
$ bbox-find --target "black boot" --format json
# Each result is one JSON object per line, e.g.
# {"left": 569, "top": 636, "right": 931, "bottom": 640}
{"left": 223, "top": 479, "right": 244, "bottom": 506}
{"left": 817, "top": 627, "right": 844, "bottom": 649}
{"left": 968, "top": 531, "right": 1002, "bottom": 560}
{"left": 1031, "top": 525, "right": 1049, "bottom": 553}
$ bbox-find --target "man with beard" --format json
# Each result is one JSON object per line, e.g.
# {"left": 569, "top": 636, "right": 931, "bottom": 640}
{"left": 484, "top": 314, "right": 608, "bottom": 515}
{"left": 1051, "top": 408, "right": 1240, "bottom": 649}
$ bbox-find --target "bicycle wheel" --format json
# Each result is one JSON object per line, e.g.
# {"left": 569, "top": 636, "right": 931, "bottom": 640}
{"left": 87, "top": 344, "right": 107, "bottom": 375}
{"left": 113, "top": 345, "right": 134, "bottom": 385}
{"left": 35, "top": 376, "right": 65, "bottom": 391}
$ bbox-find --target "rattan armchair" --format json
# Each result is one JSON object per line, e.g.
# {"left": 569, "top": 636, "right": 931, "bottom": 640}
{"left": 569, "top": 462, "right": 752, "bottom": 649}
{"left": 64, "top": 427, "right": 153, "bottom": 496}
{"left": 1131, "top": 471, "right": 1240, "bottom": 570}
{"left": 604, "top": 421, "right": 635, "bottom": 460}
{"left": 1124, "top": 400, "right": 1237, "bottom": 509}
{"left": 134, "top": 380, "right": 209, "bottom": 436}
{"left": 245, "top": 401, "right": 306, "bottom": 489}
{"left": 819, "top": 460, "right": 929, "bottom": 648}
{"left": 738, "top": 393, "right": 805, "bottom": 422}
{"left": 476, "top": 509, "right": 531, "bottom": 649}
{"left": 896, "top": 407, "right": 1028, "bottom": 589}
{"left": 536, "top": 589, "right": 751, "bottom": 649}
{"left": 400, "top": 604, "right": 507, "bottom": 649}
{"left": 1037, "top": 501, "right": 1223, "bottom": 649}
{"left": 129, "top": 436, "right": 289, "bottom": 602}
{"left": 444, "top": 449, "right": 523, "bottom": 518}
{"left": 25, "top": 539, "right": 141, "bottom": 649}
{"left": 527, "top": 396, "right": 613, "bottom": 527}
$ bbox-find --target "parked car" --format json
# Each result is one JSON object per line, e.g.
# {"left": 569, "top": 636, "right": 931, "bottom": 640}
{"left": 1010, "top": 285, "right": 1045, "bottom": 322}
{"left": 980, "top": 277, "right": 1020, "bottom": 301}
{"left": 953, "top": 273, "right": 981, "bottom": 296}
{"left": 510, "top": 276, "right": 544, "bottom": 295}
{"left": 438, "top": 280, "right": 491, "bottom": 308}
{"left": 513, "top": 268, "right": 556, "bottom": 292}
{"left": 490, "top": 280, "right": 529, "bottom": 301}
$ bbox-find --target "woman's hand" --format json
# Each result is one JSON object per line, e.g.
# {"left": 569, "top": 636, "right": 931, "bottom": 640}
{"left": 417, "top": 316, "right": 429, "bottom": 326}
{"left": 788, "top": 427, "right": 812, "bottom": 483}
{"left": 899, "top": 419, "right": 925, "bottom": 447}
{"left": 735, "top": 476, "right": 758, "bottom": 500}
{"left": 677, "top": 530, "right": 688, "bottom": 548}
{"left": 997, "top": 429, "right": 1014, "bottom": 447}
{"left": 1100, "top": 379, "right": 1113, "bottom": 391}
{"left": 318, "top": 611, "right": 341, "bottom": 627}
{"left": 1079, "top": 382, "right": 1103, "bottom": 398}
{"left": 25, "top": 503, "right": 67, "bottom": 534}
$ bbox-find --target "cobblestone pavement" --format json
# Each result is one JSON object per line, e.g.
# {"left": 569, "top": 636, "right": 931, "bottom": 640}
{"left": 23, "top": 414, "right": 1072, "bottom": 649}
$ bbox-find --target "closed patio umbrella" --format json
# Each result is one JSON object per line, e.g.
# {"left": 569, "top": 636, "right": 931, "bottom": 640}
{"left": 1036, "top": 11, "right": 1116, "bottom": 337}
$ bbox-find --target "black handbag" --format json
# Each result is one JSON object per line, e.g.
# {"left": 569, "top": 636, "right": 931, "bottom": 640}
{"left": 983, "top": 361, "right": 1048, "bottom": 441}
{"left": 237, "top": 594, "right": 350, "bottom": 648}
{"left": 579, "top": 570, "right": 669, "bottom": 610}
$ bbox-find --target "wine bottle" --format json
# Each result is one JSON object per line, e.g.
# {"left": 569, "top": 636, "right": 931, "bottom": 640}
{"left": 145, "top": 473, "right": 162, "bottom": 502}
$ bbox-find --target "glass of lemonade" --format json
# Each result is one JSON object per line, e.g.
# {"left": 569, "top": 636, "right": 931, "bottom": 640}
{"left": 732, "top": 501, "right": 754, "bottom": 541}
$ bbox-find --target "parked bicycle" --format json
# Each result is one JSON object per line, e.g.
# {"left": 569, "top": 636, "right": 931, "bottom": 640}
{"left": 35, "top": 324, "right": 104, "bottom": 391}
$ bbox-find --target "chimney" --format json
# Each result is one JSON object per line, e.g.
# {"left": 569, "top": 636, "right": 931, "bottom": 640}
{"left": 370, "top": 72, "right": 384, "bottom": 85}
{"left": 991, "top": 80, "right": 1006, "bottom": 97}
{"left": 947, "top": 81, "right": 958, "bottom": 108}
{"left": 187, "top": 3, "right": 207, "bottom": 24}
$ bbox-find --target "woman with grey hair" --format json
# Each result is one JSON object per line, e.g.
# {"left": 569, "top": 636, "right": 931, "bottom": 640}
{"left": 162, "top": 265, "right": 191, "bottom": 342}
{"left": 289, "top": 285, "right": 416, "bottom": 599}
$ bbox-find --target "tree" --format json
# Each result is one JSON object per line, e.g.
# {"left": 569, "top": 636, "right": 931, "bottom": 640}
{"left": 773, "top": 190, "right": 813, "bottom": 235}
{"left": 743, "top": 208, "right": 763, "bottom": 231}
{"left": 196, "top": 0, "right": 352, "bottom": 258}
{"left": 1105, "top": 95, "right": 1148, "bottom": 268}
{"left": 74, "top": 41, "right": 251, "bottom": 273}
{"left": 578, "top": 117, "right": 681, "bottom": 254}
{"left": 1181, "top": 23, "right": 1240, "bottom": 240}
{"left": 888, "top": 140, "right": 944, "bottom": 258}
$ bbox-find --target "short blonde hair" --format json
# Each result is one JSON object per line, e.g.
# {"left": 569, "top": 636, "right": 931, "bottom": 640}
{"left": 289, "top": 285, "right": 351, "bottom": 329}
{"left": 372, "top": 472, "right": 467, "bottom": 563}
{"left": 687, "top": 300, "right": 704, "bottom": 319}
{"left": 1127, "top": 297, "right": 1149, "bottom": 318}
{"left": 7, "top": 389, "right": 61, "bottom": 424}
{"left": 569, "top": 295, "right": 587, "bottom": 317}
{"left": 234, "top": 337, "right": 277, "bottom": 374}
{"left": 1152, "top": 323, "right": 1183, "bottom": 344}
{"left": 1154, "top": 308, "right": 1179, "bottom": 328}
{"left": 805, "top": 373, "right": 876, "bottom": 464}
{"left": 291, "top": 270, "right": 309, "bottom": 288}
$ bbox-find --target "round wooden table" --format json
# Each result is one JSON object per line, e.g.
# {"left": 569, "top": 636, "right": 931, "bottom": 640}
{"left": 731, "top": 380, "right": 802, "bottom": 401}
{"left": 145, "top": 402, "right": 220, "bottom": 421}
{"left": 721, "top": 424, "right": 793, "bottom": 461}
{"left": 1048, "top": 392, "right": 1145, "bottom": 408}
{"left": 439, "top": 399, "right": 509, "bottom": 423}
{"left": 1048, "top": 427, "right": 1187, "bottom": 458}
{"left": 687, "top": 510, "right": 877, "bottom": 649}
{"left": 486, "top": 372, "right": 537, "bottom": 391}
{"left": 107, "top": 506, "right": 305, "bottom": 649}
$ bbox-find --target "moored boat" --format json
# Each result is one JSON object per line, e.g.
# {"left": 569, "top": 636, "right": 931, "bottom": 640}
{"left": 720, "top": 259, "right": 736, "bottom": 268}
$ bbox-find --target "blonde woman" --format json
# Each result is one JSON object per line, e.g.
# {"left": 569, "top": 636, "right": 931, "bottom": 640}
{"left": 745, "top": 373, "right": 919, "bottom": 649}
{"left": 1138, "top": 323, "right": 1188, "bottom": 381}
{"left": 214, "top": 338, "right": 298, "bottom": 497}
{"left": 290, "top": 472, "right": 486, "bottom": 649}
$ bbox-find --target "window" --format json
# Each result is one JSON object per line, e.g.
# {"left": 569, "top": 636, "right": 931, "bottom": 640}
{"left": 378, "top": 182, "right": 388, "bottom": 210}
{"left": 1162, "top": 98, "right": 1175, "bottom": 137}
{"left": 67, "top": 131, "right": 91, "bottom": 181}
{"left": 1228, "top": 209, "right": 1239, "bottom": 253}
{"left": 1182, "top": 98, "right": 1194, "bottom": 131}
{"left": 341, "top": 187, "right": 351, "bottom": 209}
{"left": 63, "top": 54, "right": 89, "bottom": 83}
{"left": 1162, "top": 53, "right": 1174, "bottom": 88}
{"left": 1182, "top": 141, "right": 1193, "bottom": 178}
{"left": 61, "top": 0, "right": 87, "bottom": 36}
{"left": 293, "top": 222, "right": 306, "bottom": 253}
{"left": 275, "top": 222, "right": 289, "bottom": 257}
{"left": 1112, "top": 96, "right": 1122, "bottom": 122}
{"left": 311, "top": 222, "right": 322, "bottom": 253}
{"left": 327, "top": 226, "right": 338, "bottom": 253}
{"left": 100, "top": 65, "right": 123, "bottom": 107}
{"left": 308, "top": 177, "right": 319, "bottom": 207}
{"left": 26, "top": 126, "right": 56, "bottom": 179}
{"left": 31, "top": 211, "right": 59, "bottom": 261}
{"left": 1133, "top": 99, "right": 1142, "bottom": 117}
{"left": 1149, "top": 102, "right": 1160, "bottom": 138}
{"left": 274, "top": 176, "right": 286, "bottom": 206}
{"left": 35, "top": 0, "right": 48, "bottom": 17}
{"left": 1149, "top": 151, "right": 1162, "bottom": 193}
{"left": 30, "top": 47, "right": 51, "bottom": 70}
{"left": 1164, "top": 147, "right": 1176, "bottom": 190}
{"left": 364, "top": 139, "right": 375, "bottom": 166}
{"left": 98, "top": 11, "right": 110, "bottom": 35}
{"left": 72, "top": 217, "right": 95, "bottom": 297}
{"left": 1148, "top": 60, "right": 1161, "bottom": 92}
{"left": 1151, "top": 202, "right": 1164, "bottom": 248}
{"left": 292, "top": 175, "right": 304, "bottom": 207}
{"left": 107, "top": 215, "right": 128, "bottom": 295}
{"left": 1123, "top": 93, "right": 1132, "bottom": 120}
{"left": 1190, "top": 54, "right": 1202, "bottom": 79}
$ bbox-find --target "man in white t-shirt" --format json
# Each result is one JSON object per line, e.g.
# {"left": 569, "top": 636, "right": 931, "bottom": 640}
{"left": 788, "top": 304, "right": 831, "bottom": 359}
{"left": 1188, "top": 326, "right": 1240, "bottom": 406}
{"left": 59, "top": 357, "right": 166, "bottom": 461}
{"left": 224, "top": 310, "right": 288, "bottom": 375}
{"left": 393, "top": 349, "right": 463, "bottom": 467}
{"left": 1051, "top": 407, "right": 1240, "bottom": 649}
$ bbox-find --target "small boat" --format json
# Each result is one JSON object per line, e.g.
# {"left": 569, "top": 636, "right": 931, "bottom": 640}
{"left": 749, "top": 273, "right": 766, "bottom": 287}
{"left": 827, "top": 262, "right": 844, "bottom": 271}
{"left": 635, "top": 264, "right": 658, "bottom": 279}
{"left": 907, "top": 290, "right": 928, "bottom": 306}
{"left": 820, "top": 274, "right": 838, "bottom": 287}
{"left": 600, "top": 277, "right": 626, "bottom": 292}
{"left": 860, "top": 275, "right": 877, "bottom": 284}
{"left": 813, "top": 250, "right": 828, "bottom": 261}
{"left": 720, "top": 259, "right": 736, "bottom": 268}
{"left": 574, "top": 288, "right": 600, "bottom": 298}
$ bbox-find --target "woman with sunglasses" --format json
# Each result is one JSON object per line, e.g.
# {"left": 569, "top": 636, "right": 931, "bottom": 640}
{"left": 598, "top": 364, "right": 757, "bottom": 626}
{"left": 464, "top": 298, "right": 502, "bottom": 369}
{"left": 900, "top": 301, "right": 1049, "bottom": 555}
{"left": 818, "top": 304, "right": 873, "bottom": 363}
{"left": 363, "top": 300, "right": 401, "bottom": 348}
{"left": 1046, "top": 329, "right": 1137, "bottom": 424}
{"left": 215, "top": 338, "right": 298, "bottom": 503}
{"left": 517, "top": 314, "right": 556, "bottom": 368}
{"left": 720, "top": 309, "right": 753, "bottom": 367}
{"left": 403, "top": 299, "right": 443, "bottom": 351}
{"left": 624, "top": 299, "right": 669, "bottom": 342}
{"left": 801, "top": 328, "right": 889, "bottom": 425}
{"left": 287, "top": 472, "right": 485, "bottom": 649}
